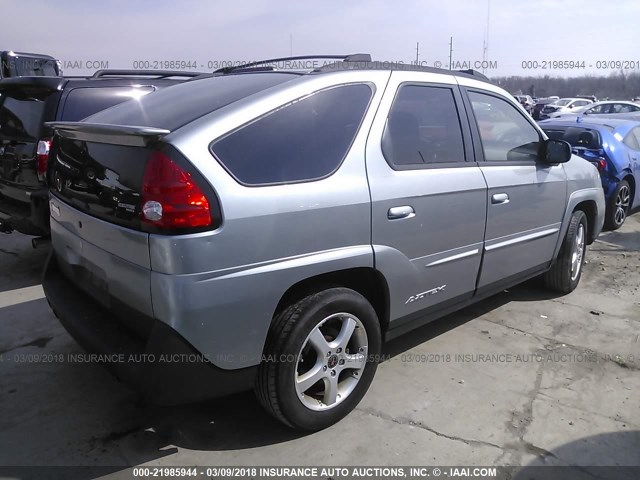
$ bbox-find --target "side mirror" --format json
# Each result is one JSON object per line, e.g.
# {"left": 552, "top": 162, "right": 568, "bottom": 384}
{"left": 543, "top": 139, "right": 572, "bottom": 164}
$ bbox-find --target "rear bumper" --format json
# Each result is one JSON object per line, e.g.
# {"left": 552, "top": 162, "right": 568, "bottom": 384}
{"left": 43, "top": 252, "right": 257, "bottom": 405}
{"left": 0, "top": 186, "right": 49, "bottom": 235}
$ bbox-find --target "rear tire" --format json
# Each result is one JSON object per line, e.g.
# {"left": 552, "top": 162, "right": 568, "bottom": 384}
{"left": 605, "top": 180, "right": 631, "bottom": 230}
{"left": 255, "top": 288, "right": 381, "bottom": 431}
{"left": 544, "top": 210, "right": 587, "bottom": 293}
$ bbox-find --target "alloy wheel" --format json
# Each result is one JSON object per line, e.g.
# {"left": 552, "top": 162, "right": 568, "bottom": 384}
{"left": 295, "top": 313, "right": 368, "bottom": 411}
{"left": 570, "top": 223, "right": 585, "bottom": 281}
{"left": 614, "top": 185, "right": 630, "bottom": 226}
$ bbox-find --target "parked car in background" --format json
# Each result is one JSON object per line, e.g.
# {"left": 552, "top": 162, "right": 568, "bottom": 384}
{"left": 539, "top": 98, "right": 594, "bottom": 120}
{"left": 593, "top": 111, "right": 640, "bottom": 122}
{"left": 43, "top": 54, "right": 604, "bottom": 432}
{"left": 548, "top": 100, "right": 640, "bottom": 119}
{"left": 533, "top": 97, "right": 559, "bottom": 120}
{"left": 0, "top": 70, "right": 201, "bottom": 238}
{"left": 540, "top": 117, "right": 640, "bottom": 229}
{"left": 514, "top": 94, "right": 534, "bottom": 114}
{"left": 0, "top": 51, "right": 61, "bottom": 79}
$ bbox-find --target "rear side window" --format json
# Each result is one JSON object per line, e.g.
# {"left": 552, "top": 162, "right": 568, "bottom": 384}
{"left": 612, "top": 103, "right": 640, "bottom": 113}
{"left": 210, "top": 84, "right": 372, "bottom": 185}
{"left": 623, "top": 127, "right": 640, "bottom": 151}
{"left": 382, "top": 85, "right": 466, "bottom": 166}
{"left": 61, "top": 86, "right": 155, "bottom": 121}
{"left": 0, "top": 96, "right": 45, "bottom": 140}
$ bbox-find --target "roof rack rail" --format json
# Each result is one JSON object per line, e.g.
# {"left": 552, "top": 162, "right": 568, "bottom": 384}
{"left": 457, "top": 69, "right": 490, "bottom": 81}
{"left": 213, "top": 54, "right": 371, "bottom": 74}
{"left": 91, "top": 69, "right": 204, "bottom": 79}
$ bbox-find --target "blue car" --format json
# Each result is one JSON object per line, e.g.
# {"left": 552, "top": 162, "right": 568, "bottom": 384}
{"left": 540, "top": 117, "right": 640, "bottom": 229}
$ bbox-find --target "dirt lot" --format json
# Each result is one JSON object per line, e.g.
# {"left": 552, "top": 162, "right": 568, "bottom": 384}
{"left": 0, "top": 215, "right": 638, "bottom": 476}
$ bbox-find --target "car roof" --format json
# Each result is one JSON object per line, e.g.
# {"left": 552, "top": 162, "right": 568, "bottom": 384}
{"left": 0, "top": 70, "right": 201, "bottom": 91}
{"left": 208, "top": 54, "right": 493, "bottom": 85}
{"left": 588, "top": 100, "right": 638, "bottom": 106}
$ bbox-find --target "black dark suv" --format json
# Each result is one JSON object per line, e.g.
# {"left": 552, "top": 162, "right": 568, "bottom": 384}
{"left": 0, "top": 70, "right": 202, "bottom": 237}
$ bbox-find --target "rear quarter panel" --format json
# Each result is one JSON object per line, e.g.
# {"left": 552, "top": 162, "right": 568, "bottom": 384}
{"left": 554, "top": 155, "right": 605, "bottom": 253}
{"left": 149, "top": 71, "right": 391, "bottom": 369}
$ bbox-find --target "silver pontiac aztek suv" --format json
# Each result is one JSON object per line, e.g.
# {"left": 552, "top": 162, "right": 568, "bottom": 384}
{"left": 43, "top": 54, "right": 605, "bottom": 431}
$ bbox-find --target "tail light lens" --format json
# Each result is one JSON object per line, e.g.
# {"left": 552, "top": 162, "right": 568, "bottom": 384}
{"left": 36, "top": 139, "right": 51, "bottom": 181}
{"left": 141, "top": 151, "right": 212, "bottom": 230}
{"left": 589, "top": 157, "right": 607, "bottom": 172}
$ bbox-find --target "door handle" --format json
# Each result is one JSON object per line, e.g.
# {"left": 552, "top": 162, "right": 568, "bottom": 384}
{"left": 491, "top": 193, "right": 510, "bottom": 205}
{"left": 388, "top": 206, "right": 415, "bottom": 220}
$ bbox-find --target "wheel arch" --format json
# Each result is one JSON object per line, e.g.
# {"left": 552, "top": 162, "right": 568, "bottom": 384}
{"left": 622, "top": 173, "right": 635, "bottom": 209}
{"left": 272, "top": 267, "right": 391, "bottom": 335}
{"left": 573, "top": 200, "right": 598, "bottom": 244}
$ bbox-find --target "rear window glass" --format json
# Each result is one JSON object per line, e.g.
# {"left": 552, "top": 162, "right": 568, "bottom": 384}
{"left": 542, "top": 127, "right": 602, "bottom": 149}
{"left": 61, "top": 86, "right": 155, "bottom": 121}
{"left": 12, "top": 57, "right": 59, "bottom": 76}
{"left": 85, "top": 73, "right": 300, "bottom": 131}
{"left": 0, "top": 96, "right": 45, "bottom": 140}
{"left": 211, "top": 84, "right": 373, "bottom": 185}
{"left": 49, "top": 139, "right": 149, "bottom": 230}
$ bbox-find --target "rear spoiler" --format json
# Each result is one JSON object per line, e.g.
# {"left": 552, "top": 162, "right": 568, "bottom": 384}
{"left": 45, "top": 122, "right": 170, "bottom": 147}
{"left": 0, "top": 77, "right": 66, "bottom": 98}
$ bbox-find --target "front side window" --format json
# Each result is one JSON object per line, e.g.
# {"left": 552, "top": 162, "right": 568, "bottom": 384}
{"left": 586, "top": 104, "right": 606, "bottom": 114}
{"left": 469, "top": 91, "right": 541, "bottom": 162}
{"left": 211, "top": 84, "right": 372, "bottom": 185}
{"left": 381, "top": 85, "right": 466, "bottom": 167}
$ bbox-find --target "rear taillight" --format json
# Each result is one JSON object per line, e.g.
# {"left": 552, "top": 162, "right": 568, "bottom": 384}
{"left": 141, "top": 151, "right": 212, "bottom": 230}
{"left": 36, "top": 139, "right": 51, "bottom": 181}
{"left": 588, "top": 157, "right": 607, "bottom": 172}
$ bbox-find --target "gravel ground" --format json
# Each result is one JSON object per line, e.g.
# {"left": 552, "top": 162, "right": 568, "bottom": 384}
{"left": 0, "top": 214, "right": 638, "bottom": 477}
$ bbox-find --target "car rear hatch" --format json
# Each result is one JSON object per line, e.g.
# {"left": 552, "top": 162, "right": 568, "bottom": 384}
{"left": 0, "top": 77, "right": 63, "bottom": 200}
{"left": 45, "top": 72, "right": 298, "bottom": 342}
{"left": 45, "top": 125, "right": 165, "bottom": 337}
{"left": 543, "top": 125, "right": 608, "bottom": 174}
{"left": 45, "top": 122, "right": 221, "bottom": 340}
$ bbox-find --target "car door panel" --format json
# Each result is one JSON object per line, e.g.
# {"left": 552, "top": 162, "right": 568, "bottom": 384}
{"left": 366, "top": 72, "right": 487, "bottom": 324}
{"left": 463, "top": 88, "right": 568, "bottom": 289}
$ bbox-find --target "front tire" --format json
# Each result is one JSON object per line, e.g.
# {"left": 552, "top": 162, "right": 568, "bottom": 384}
{"left": 544, "top": 210, "right": 587, "bottom": 293}
{"left": 605, "top": 180, "right": 631, "bottom": 230}
{"left": 255, "top": 288, "right": 381, "bottom": 431}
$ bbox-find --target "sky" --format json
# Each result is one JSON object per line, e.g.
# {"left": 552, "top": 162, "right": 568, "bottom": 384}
{"left": 2, "top": 0, "right": 640, "bottom": 77}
